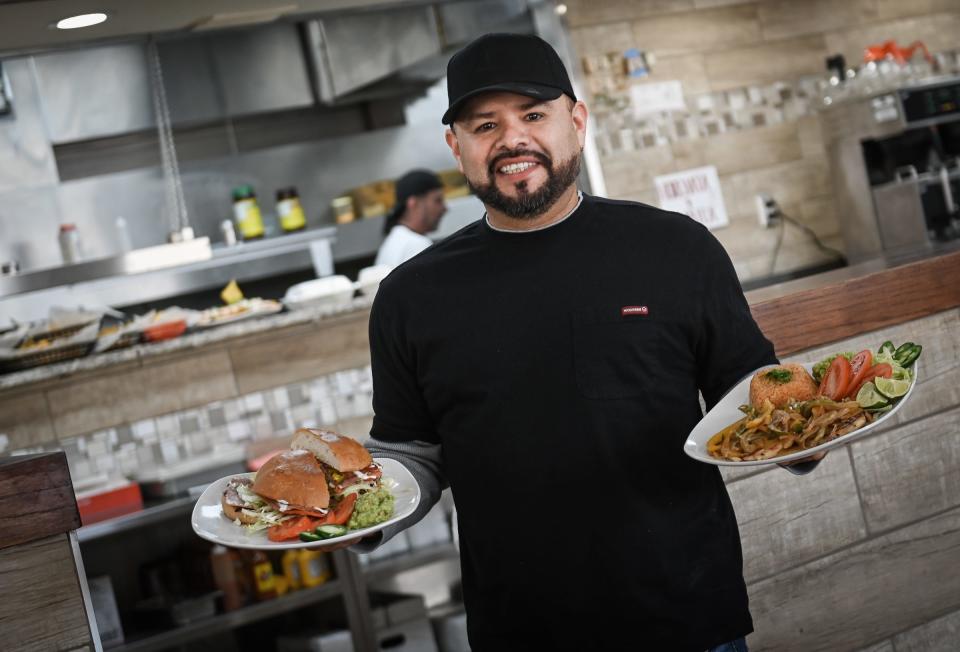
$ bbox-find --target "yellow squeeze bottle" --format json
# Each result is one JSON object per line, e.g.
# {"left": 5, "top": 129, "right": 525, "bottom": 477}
{"left": 298, "top": 549, "right": 331, "bottom": 588}
{"left": 282, "top": 549, "right": 302, "bottom": 591}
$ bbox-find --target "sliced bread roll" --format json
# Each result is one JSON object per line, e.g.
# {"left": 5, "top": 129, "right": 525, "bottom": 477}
{"left": 290, "top": 428, "right": 372, "bottom": 472}
{"left": 253, "top": 449, "right": 331, "bottom": 510}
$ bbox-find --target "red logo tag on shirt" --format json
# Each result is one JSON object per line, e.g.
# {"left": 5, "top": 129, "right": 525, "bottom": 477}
{"left": 621, "top": 305, "right": 649, "bottom": 317}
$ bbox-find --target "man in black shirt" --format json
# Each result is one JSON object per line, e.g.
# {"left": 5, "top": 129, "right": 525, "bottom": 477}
{"left": 362, "top": 33, "right": 779, "bottom": 651}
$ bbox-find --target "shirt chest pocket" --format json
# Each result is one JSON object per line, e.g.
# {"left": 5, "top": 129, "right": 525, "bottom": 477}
{"left": 571, "top": 306, "right": 662, "bottom": 400}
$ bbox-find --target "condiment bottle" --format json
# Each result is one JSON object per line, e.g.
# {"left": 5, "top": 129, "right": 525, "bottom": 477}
{"left": 276, "top": 187, "right": 307, "bottom": 233}
{"left": 58, "top": 224, "right": 83, "bottom": 263}
{"left": 209, "top": 545, "right": 245, "bottom": 611}
{"left": 231, "top": 185, "right": 265, "bottom": 240}
{"left": 282, "top": 549, "right": 302, "bottom": 592}
{"left": 247, "top": 549, "right": 277, "bottom": 601}
{"left": 298, "top": 549, "right": 331, "bottom": 588}
{"left": 331, "top": 196, "right": 356, "bottom": 224}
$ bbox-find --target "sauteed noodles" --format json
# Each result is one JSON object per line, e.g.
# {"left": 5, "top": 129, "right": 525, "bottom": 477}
{"left": 707, "top": 397, "right": 876, "bottom": 461}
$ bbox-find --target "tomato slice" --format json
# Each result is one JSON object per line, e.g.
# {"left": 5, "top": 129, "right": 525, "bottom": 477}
{"left": 843, "top": 350, "right": 873, "bottom": 398}
{"left": 329, "top": 493, "right": 358, "bottom": 526}
{"left": 819, "top": 355, "right": 853, "bottom": 400}
{"left": 268, "top": 515, "right": 324, "bottom": 542}
{"left": 848, "top": 363, "right": 894, "bottom": 399}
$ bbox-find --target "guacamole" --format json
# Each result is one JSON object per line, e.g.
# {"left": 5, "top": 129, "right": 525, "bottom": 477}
{"left": 347, "top": 487, "right": 395, "bottom": 530}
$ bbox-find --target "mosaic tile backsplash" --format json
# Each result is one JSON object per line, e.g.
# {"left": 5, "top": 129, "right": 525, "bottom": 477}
{"left": 23, "top": 364, "right": 375, "bottom": 487}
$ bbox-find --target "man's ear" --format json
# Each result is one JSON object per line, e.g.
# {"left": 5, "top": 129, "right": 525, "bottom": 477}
{"left": 445, "top": 127, "right": 465, "bottom": 173}
{"left": 571, "top": 101, "right": 588, "bottom": 149}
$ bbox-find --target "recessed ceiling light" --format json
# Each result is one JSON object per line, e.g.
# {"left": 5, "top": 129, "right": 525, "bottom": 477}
{"left": 55, "top": 13, "right": 109, "bottom": 30}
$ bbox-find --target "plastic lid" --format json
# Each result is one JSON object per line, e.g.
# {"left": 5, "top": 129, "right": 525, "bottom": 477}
{"left": 276, "top": 186, "right": 298, "bottom": 200}
{"left": 59, "top": 223, "right": 77, "bottom": 231}
{"left": 232, "top": 185, "right": 256, "bottom": 200}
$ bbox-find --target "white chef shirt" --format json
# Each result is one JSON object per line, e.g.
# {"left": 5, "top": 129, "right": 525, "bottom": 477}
{"left": 375, "top": 224, "right": 433, "bottom": 268}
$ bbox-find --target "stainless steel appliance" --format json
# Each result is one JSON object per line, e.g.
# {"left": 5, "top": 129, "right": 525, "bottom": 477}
{"left": 822, "top": 76, "right": 960, "bottom": 261}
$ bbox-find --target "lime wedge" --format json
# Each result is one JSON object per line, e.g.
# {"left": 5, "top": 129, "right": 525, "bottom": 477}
{"left": 856, "top": 382, "right": 890, "bottom": 409}
{"left": 875, "top": 377, "right": 911, "bottom": 399}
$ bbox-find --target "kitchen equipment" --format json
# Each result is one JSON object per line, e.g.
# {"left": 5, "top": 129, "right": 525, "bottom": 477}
{"left": 821, "top": 75, "right": 960, "bottom": 259}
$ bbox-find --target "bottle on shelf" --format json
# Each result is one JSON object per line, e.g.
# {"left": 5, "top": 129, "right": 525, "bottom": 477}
{"left": 209, "top": 545, "right": 245, "bottom": 611}
{"left": 246, "top": 549, "right": 277, "bottom": 601}
{"left": 232, "top": 185, "right": 266, "bottom": 240}
{"left": 282, "top": 549, "right": 303, "bottom": 592}
{"left": 58, "top": 223, "right": 83, "bottom": 264}
{"left": 276, "top": 186, "right": 307, "bottom": 233}
{"left": 298, "top": 549, "right": 331, "bottom": 588}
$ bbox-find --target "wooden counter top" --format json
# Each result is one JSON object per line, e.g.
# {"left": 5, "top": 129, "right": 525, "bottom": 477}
{"left": 750, "top": 249, "right": 960, "bottom": 357}
{"left": 0, "top": 452, "right": 81, "bottom": 550}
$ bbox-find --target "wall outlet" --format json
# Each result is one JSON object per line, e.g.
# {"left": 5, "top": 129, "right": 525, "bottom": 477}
{"left": 755, "top": 193, "right": 781, "bottom": 228}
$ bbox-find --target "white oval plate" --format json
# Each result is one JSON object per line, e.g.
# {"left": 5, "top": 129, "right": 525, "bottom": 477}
{"left": 191, "top": 457, "right": 420, "bottom": 549}
{"left": 684, "top": 360, "right": 919, "bottom": 467}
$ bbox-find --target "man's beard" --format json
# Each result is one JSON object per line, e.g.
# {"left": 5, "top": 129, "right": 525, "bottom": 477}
{"left": 467, "top": 148, "right": 581, "bottom": 219}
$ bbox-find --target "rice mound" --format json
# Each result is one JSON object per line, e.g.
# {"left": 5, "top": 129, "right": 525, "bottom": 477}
{"left": 749, "top": 363, "right": 819, "bottom": 408}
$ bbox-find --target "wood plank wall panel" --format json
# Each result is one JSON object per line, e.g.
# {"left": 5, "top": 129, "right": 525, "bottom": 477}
{"left": 45, "top": 349, "right": 237, "bottom": 439}
{"left": 230, "top": 311, "right": 371, "bottom": 394}
{"left": 727, "top": 450, "right": 866, "bottom": 582}
{"left": 750, "top": 251, "right": 960, "bottom": 357}
{"left": 746, "top": 506, "right": 960, "bottom": 651}
{"left": 0, "top": 534, "right": 93, "bottom": 651}
{"left": 851, "top": 406, "right": 960, "bottom": 533}
{"left": 0, "top": 453, "right": 80, "bottom": 550}
{"left": 892, "top": 609, "right": 960, "bottom": 652}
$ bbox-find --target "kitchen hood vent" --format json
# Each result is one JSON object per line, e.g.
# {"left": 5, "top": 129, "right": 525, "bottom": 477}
{"left": 305, "top": 6, "right": 442, "bottom": 104}
{"left": 189, "top": 5, "right": 300, "bottom": 31}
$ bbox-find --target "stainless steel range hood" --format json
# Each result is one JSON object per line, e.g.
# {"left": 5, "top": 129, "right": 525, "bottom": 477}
{"left": 305, "top": 0, "right": 533, "bottom": 105}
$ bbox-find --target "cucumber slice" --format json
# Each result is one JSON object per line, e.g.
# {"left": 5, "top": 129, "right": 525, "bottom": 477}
{"left": 299, "top": 532, "right": 323, "bottom": 542}
{"left": 315, "top": 524, "right": 349, "bottom": 539}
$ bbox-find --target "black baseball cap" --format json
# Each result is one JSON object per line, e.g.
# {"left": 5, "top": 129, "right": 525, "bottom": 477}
{"left": 442, "top": 33, "right": 576, "bottom": 125}
{"left": 384, "top": 169, "right": 444, "bottom": 234}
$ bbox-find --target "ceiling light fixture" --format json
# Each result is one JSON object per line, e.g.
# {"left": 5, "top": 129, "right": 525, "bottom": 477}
{"left": 55, "top": 12, "right": 109, "bottom": 30}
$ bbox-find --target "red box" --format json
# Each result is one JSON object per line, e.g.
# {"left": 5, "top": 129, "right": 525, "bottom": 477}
{"left": 76, "top": 481, "right": 144, "bottom": 525}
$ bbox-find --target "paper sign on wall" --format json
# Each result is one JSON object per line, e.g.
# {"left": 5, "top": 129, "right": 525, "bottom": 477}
{"left": 654, "top": 165, "right": 729, "bottom": 231}
{"left": 630, "top": 80, "right": 686, "bottom": 117}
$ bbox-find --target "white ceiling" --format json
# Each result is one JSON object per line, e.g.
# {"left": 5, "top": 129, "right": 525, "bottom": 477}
{"left": 0, "top": 0, "right": 425, "bottom": 56}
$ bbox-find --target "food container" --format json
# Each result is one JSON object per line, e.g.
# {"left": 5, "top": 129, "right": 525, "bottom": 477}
{"left": 75, "top": 478, "right": 144, "bottom": 526}
{"left": 283, "top": 275, "right": 355, "bottom": 311}
{"left": 356, "top": 265, "right": 392, "bottom": 297}
{"left": 143, "top": 319, "right": 187, "bottom": 342}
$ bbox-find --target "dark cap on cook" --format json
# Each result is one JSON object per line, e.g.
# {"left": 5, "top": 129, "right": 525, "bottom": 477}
{"left": 442, "top": 33, "right": 576, "bottom": 125}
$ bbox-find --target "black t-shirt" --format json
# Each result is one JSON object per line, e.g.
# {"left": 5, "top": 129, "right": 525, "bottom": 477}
{"left": 368, "top": 194, "right": 777, "bottom": 651}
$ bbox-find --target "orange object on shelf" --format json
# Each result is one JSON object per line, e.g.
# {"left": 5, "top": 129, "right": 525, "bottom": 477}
{"left": 863, "top": 39, "right": 933, "bottom": 65}
{"left": 143, "top": 319, "right": 187, "bottom": 342}
{"left": 75, "top": 481, "right": 144, "bottom": 526}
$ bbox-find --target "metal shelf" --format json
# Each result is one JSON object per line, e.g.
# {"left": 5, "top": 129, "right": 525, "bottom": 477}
{"left": 362, "top": 541, "right": 459, "bottom": 584}
{"left": 112, "top": 579, "right": 343, "bottom": 652}
{"left": 77, "top": 496, "right": 196, "bottom": 543}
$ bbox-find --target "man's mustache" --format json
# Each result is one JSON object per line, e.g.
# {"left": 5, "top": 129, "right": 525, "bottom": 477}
{"left": 487, "top": 149, "right": 551, "bottom": 176}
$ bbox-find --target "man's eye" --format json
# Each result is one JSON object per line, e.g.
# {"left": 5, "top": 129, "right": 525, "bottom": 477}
{"left": 475, "top": 122, "right": 495, "bottom": 133}
{"left": 525, "top": 112, "right": 545, "bottom": 121}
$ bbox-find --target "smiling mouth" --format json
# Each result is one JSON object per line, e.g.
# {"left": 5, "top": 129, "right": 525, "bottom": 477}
{"left": 498, "top": 161, "right": 538, "bottom": 175}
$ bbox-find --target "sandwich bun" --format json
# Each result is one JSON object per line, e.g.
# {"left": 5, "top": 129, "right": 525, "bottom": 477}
{"left": 253, "top": 449, "right": 331, "bottom": 510}
{"left": 290, "top": 428, "right": 372, "bottom": 473}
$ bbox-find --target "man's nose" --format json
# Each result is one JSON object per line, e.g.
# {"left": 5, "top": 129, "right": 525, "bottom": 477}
{"left": 498, "top": 116, "right": 530, "bottom": 150}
